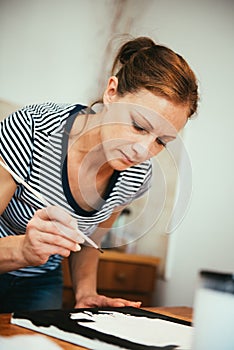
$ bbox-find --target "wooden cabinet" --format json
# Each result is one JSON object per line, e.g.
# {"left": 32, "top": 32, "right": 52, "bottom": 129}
{"left": 62, "top": 250, "right": 160, "bottom": 308}
{"left": 97, "top": 251, "right": 160, "bottom": 306}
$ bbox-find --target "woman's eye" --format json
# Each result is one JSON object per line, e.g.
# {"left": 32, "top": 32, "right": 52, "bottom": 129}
{"left": 132, "top": 120, "right": 147, "bottom": 133}
{"left": 156, "top": 137, "right": 166, "bottom": 147}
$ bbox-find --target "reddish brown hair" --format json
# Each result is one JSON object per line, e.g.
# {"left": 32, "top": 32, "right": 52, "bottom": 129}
{"left": 112, "top": 37, "right": 198, "bottom": 118}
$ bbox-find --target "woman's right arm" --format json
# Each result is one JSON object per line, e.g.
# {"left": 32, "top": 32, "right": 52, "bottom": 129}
{"left": 0, "top": 159, "right": 26, "bottom": 272}
{"left": 0, "top": 159, "right": 84, "bottom": 274}
{"left": 0, "top": 157, "right": 17, "bottom": 214}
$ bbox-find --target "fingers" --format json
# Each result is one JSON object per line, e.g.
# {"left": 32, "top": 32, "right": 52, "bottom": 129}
{"left": 37, "top": 231, "right": 81, "bottom": 253}
{"left": 76, "top": 295, "right": 142, "bottom": 308}
{"left": 36, "top": 206, "right": 78, "bottom": 230}
{"left": 24, "top": 206, "right": 85, "bottom": 265}
{"left": 101, "top": 297, "right": 142, "bottom": 308}
{"left": 34, "top": 218, "right": 83, "bottom": 244}
{"left": 37, "top": 206, "right": 75, "bottom": 225}
{"left": 34, "top": 206, "right": 85, "bottom": 244}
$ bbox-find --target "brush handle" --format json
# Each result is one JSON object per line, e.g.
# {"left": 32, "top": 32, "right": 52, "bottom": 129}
{"left": 0, "top": 160, "right": 49, "bottom": 206}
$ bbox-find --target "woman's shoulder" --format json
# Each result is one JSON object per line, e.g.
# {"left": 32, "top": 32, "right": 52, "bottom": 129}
{"left": 21, "top": 102, "right": 81, "bottom": 120}
{"left": 11, "top": 102, "right": 85, "bottom": 133}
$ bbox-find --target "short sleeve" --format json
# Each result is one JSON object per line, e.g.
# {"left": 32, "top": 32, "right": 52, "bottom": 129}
{"left": 0, "top": 107, "right": 34, "bottom": 181}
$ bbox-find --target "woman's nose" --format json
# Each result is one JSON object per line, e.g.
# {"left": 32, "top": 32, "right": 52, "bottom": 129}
{"left": 131, "top": 137, "right": 154, "bottom": 159}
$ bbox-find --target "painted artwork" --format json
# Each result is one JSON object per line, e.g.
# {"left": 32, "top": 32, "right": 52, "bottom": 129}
{"left": 11, "top": 307, "right": 193, "bottom": 350}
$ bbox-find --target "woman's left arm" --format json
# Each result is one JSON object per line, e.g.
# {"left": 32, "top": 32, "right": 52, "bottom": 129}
{"left": 69, "top": 208, "right": 141, "bottom": 308}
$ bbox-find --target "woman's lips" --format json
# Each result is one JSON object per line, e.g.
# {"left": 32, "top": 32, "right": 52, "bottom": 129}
{"left": 120, "top": 151, "right": 135, "bottom": 165}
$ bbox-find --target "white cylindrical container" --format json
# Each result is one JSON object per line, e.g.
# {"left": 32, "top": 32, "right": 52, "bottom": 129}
{"left": 192, "top": 270, "right": 234, "bottom": 350}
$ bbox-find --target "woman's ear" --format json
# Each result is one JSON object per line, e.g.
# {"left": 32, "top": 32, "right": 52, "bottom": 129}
{"left": 103, "top": 76, "right": 119, "bottom": 104}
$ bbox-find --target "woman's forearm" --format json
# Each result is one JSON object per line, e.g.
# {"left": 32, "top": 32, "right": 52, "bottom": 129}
{"left": 69, "top": 210, "right": 123, "bottom": 303}
{"left": 69, "top": 245, "right": 100, "bottom": 301}
{"left": 0, "top": 235, "right": 27, "bottom": 273}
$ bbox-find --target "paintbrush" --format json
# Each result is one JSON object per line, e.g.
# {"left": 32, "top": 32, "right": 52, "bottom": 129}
{"left": 0, "top": 160, "right": 104, "bottom": 253}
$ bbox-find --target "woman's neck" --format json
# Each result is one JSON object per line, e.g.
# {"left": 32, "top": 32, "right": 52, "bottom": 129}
{"left": 68, "top": 112, "right": 114, "bottom": 178}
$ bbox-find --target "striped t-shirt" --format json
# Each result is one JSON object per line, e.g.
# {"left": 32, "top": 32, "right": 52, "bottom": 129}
{"left": 0, "top": 102, "right": 152, "bottom": 276}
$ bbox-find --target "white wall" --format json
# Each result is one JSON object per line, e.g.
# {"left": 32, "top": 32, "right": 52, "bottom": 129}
{"left": 1, "top": 0, "right": 233, "bottom": 307}
{"left": 131, "top": 0, "right": 234, "bottom": 306}
{"left": 0, "top": 0, "right": 116, "bottom": 105}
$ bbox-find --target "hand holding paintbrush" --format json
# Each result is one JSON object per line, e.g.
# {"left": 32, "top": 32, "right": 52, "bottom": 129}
{"left": 0, "top": 160, "right": 103, "bottom": 265}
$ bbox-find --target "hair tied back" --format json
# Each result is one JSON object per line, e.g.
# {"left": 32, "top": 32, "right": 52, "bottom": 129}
{"left": 119, "top": 37, "right": 155, "bottom": 64}
{"left": 112, "top": 36, "right": 156, "bottom": 74}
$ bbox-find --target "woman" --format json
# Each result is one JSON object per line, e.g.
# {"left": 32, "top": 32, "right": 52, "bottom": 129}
{"left": 0, "top": 37, "right": 198, "bottom": 312}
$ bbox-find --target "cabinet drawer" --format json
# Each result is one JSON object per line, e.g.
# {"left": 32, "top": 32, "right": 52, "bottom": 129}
{"left": 97, "top": 260, "right": 156, "bottom": 293}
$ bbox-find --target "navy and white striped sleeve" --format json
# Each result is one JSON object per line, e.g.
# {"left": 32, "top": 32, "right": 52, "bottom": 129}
{"left": 0, "top": 107, "right": 34, "bottom": 181}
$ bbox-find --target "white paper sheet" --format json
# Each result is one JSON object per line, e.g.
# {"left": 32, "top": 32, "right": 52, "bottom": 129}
{"left": 71, "top": 310, "right": 193, "bottom": 349}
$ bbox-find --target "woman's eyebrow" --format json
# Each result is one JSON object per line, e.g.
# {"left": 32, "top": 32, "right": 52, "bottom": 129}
{"left": 161, "top": 135, "right": 176, "bottom": 140}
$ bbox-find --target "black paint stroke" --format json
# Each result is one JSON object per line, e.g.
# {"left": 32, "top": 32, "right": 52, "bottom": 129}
{"left": 12, "top": 306, "right": 191, "bottom": 350}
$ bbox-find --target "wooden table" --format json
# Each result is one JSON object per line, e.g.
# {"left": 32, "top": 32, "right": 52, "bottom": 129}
{"left": 0, "top": 307, "right": 193, "bottom": 350}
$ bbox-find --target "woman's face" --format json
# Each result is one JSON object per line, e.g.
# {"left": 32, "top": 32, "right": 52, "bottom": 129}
{"left": 100, "top": 78, "right": 189, "bottom": 171}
